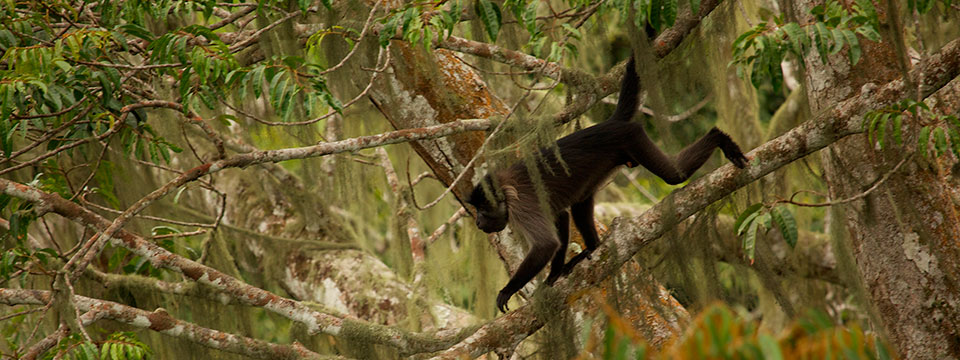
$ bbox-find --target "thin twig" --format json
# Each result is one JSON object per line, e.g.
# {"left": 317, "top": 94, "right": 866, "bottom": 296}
{"left": 70, "top": 59, "right": 182, "bottom": 70}
{"left": 410, "top": 171, "right": 436, "bottom": 186}
{"left": 209, "top": 4, "right": 256, "bottom": 30}
{"left": 620, "top": 168, "right": 660, "bottom": 203}
{"left": 68, "top": 144, "right": 109, "bottom": 201}
{"left": 12, "top": 95, "right": 88, "bottom": 120}
{"left": 0, "top": 305, "right": 46, "bottom": 322}
{"left": 0, "top": 114, "right": 121, "bottom": 177}
{"left": 318, "top": 0, "right": 382, "bottom": 75}
{"left": 62, "top": 275, "right": 92, "bottom": 342}
{"left": 228, "top": 10, "right": 302, "bottom": 52}
{"left": 152, "top": 229, "right": 207, "bottom": 240}
{"left": 776, "top": 155, "right": 910, "bottom": 207}
{"left": 80, "top": 197, "right": 218, "bottom": 228}
{"left": 2, "top": 102, "right": 93, "bottom": 163}
{"left": 426, "top": 207, "right": 468, "bottom": 245}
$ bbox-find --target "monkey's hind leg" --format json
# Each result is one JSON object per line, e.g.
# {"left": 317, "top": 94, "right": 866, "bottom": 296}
{"left": 547, "top": 196, "right": 601, "bottom": 285}
{"left": 628, "top": 127, "right": 748, "bottom": 185}
{"left": 677, "top": 128, "right": 749, "bottom": 172}
{"left": 545, "top": 211, "right": 570, "bottom": 285}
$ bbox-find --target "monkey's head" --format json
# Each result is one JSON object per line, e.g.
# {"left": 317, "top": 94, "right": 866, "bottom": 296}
{"left": 466, "top": 176, "right": 511, "bottom": 233}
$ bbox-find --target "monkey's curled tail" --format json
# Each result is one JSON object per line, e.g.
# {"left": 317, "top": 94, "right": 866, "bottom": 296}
{"left": 610, "top": 56, "right": 639, "bottom": 122}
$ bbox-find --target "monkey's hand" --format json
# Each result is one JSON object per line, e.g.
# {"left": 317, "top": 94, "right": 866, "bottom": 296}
{"left": 496, "top": 289, "right": 512, "bottom": 313}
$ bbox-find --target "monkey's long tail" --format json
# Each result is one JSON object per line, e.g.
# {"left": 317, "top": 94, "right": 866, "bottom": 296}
{"left": 610, "top": 56, "right": 639, "bottom": 122}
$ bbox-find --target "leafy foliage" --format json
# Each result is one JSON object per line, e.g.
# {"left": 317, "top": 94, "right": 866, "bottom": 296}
{"left": 662, "top": 305, "right": 891, "bottom": 359}
{"left": 585, "top": 304, "right": 890, "bottom": 358}
{"left": 45, "top": 332, "right": 151, "bottom": 360}
{"left": 735, "top": 204, "right": 798, "bottom": 262}
{"left": 377, "top": 1, "right": 462, "bottom": 49}
{"left": 0, "top": 184, "right": 58, "bottom": 287}
{"left": 864, "top": 99, "right": 960, "bottom": 160}
{"left": 907, "top": 0, "right": 956, "bottom": 14}
{"left": 730, "top": 1, "right": 881, "bottom": 88}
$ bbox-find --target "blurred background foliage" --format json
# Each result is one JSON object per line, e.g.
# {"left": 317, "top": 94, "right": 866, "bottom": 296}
{"left": 0, "top": 0, "right": 957, "bottom": 358}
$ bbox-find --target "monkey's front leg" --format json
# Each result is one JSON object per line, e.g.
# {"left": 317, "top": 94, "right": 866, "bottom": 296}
{"left": 498, "top": 215, "right": 560, "bottom": 312}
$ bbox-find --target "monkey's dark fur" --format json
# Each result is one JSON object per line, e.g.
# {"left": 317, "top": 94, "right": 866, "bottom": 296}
{"left": 467, "top": 57, "right": 749, "bottom": 313}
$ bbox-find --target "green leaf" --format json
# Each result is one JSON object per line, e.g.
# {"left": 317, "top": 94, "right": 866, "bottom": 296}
{"left": 475, "top": 0, "right": 502, "bottom": 41}
{"left": 830, "top": 28, "right": 845, "bottom": 55}
{"left": 854, "top": 0, "right": 878, "bottom": 27}
{"left": 934, "top": 127, "right": 947, "bottom": 157}
{"left": 946, "top": 115, "right": 960, "bottom": 131}
{"left": 877, "top": 112, "right": 890, "bottom": 148}
{"left": 560, "top": 23, "right": 581, "bottom": 40}
{"left": 948, "top": 126, "right": 960, "bottom": 160}
{"left": 855, "top": 25, "right": 881, "bottom": 42}
{"left": 401, "top": 7, "right": 419, "bottom": 38}
{"left": 522, "top": 1, "right": 537, "bottom": 34}
{"left": 379, "top": 14, "right": 398, "bottom": 48}
{"left": 735, "top": 203, "right": 764, "bottom": 235}
{"left": 842, "top": 29, "right": 860, "bottom": 64}
{"left": 689, "top": 0, "right": 701, "bottom": 15}
{"left": 661, "top": 0, "right": 677, "bottom": 27}
{"left": 744, "top": 219, "right": 759, "bottom": 262}
{"left": 771, "top": 206, "right": 798, "bottom": 248}
{"left": 893, "top": 114, "right": 902, "bottom": 145}
{"left": 758, "top": 212, "right": 772, "bottom": 229}
{"left": 782, "top": 23, "right": 806, "bottom": 56}
{"left": 865, "top": 112, "right": 879, "bottom": 143}
{"left": 649, "top": 0, "right": 662, "bottom": 31}
{"left": 118, "top": 23, "right": 155, "bottom": 41}
{"left": 813, "top": 22, "right": 830, "bottom": 63}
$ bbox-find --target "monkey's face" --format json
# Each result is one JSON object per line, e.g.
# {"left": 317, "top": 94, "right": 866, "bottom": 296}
{"left": 467, "top": 180, "right": 509, "bottom": 233}
{"left": 475, "top": 205, "right": 508, "bottom": 233}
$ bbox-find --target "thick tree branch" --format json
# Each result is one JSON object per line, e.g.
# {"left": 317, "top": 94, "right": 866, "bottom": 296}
{"left": 432, "top": 37, "right": 960, "bottom": 358}
{"left": 0, "top": 289, "right": 323, "bottom": 360}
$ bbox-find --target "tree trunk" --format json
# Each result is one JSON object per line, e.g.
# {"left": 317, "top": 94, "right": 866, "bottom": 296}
{"left": 793, "top": 0, "right": 960, "bottom": 357}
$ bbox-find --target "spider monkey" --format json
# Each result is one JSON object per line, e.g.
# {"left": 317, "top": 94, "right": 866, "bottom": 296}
{"left": 467, "top": 56, "right": 750, "bottom": 313}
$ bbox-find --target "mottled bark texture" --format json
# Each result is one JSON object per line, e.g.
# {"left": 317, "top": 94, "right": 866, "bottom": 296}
{"left": 793, "top": 0, "right": 960, "bottom": 357}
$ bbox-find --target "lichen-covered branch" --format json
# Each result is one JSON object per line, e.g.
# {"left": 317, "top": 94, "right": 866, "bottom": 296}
{"left": 0, "top": 178, "right": 472, "bottom": 354}
{"left": 0, "top": 289, "right": 325, "bottom": 360}
{"left": 48, "top": 116, "right": 491, "bottom": 298}
{"left": 431, "top": 37, "right": 960, "bottom": 359}
{"left": 435, "top": 0, "right": 721, "bottom": 80}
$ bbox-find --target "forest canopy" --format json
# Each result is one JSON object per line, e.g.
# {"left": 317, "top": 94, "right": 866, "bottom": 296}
{"left": 1, "top": 0, "right": 959, "bottom": 359}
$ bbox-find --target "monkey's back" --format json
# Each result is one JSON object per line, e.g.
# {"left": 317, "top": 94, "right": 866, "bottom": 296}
{"left": 505, "top": 120, "right": 644, "bottom": 211}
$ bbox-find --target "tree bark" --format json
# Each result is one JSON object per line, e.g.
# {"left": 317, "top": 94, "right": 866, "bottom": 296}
{"left": 792, "top": 0, "right": 960, "bottom": 357}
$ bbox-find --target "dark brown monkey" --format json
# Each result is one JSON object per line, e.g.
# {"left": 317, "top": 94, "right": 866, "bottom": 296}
{"left": 467, "top": 57, "right": 749, "bottom": 313}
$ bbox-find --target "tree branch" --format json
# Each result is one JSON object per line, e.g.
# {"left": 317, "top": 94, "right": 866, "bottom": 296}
{"left": 431, "top": 37, "right": 960, "bottom": 359}
{"left": 0, "top": 289, "right": 324, "bottom": 360}
{"left": 0, "top": 178, "right": 473, "bottom": 354}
